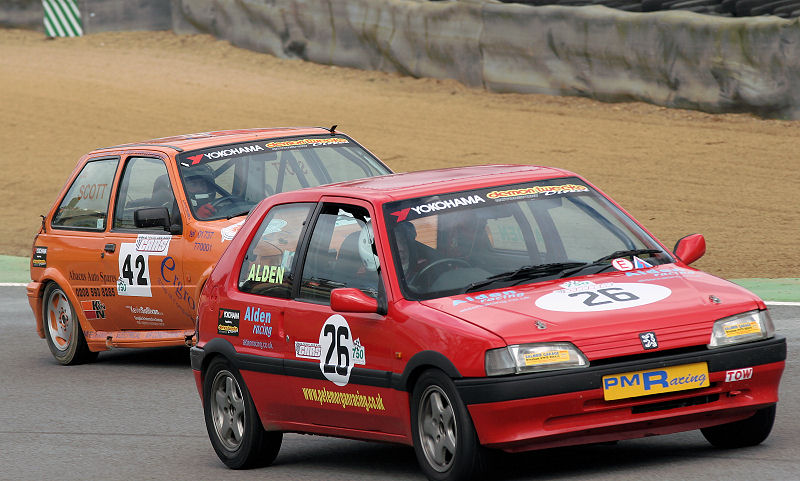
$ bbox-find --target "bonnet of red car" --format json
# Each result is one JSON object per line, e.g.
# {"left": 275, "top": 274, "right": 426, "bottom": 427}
{"left": 421, "top": 265, "right": 763, "bottom": 361}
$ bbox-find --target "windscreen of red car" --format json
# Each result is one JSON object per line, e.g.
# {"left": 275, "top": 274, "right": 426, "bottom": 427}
{"left": 382, "top": 178, "right": 673, "bottom": 300}
{"left": 177, "top": 134, "right": 391, "bottom": 221}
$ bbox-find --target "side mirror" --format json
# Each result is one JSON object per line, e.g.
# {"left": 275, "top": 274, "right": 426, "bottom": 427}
{"left": 134, "top": 207, "right": 170, "bottom": 231}
{"left": 330, "top": 288, "right": 379, "bottom": 314}
{"left": 673, "top": 234, "right": 706, "bottom": 265}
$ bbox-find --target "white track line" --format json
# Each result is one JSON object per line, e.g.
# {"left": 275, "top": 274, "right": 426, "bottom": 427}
{"left": 0, "top": 283, "right": 28, "bottom": 287}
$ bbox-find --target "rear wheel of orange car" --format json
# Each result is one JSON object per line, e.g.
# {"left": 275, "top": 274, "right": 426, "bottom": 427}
{"left": 42, "top": 283, "right": 97, "bottom": 365}
{"left": 701, "top": 404, "right": 776, "bottom": 449}
{"left": 411, "top": 369, "right": 487, "bottom": 481}
{"left": 203, "top": 357, "right": 282, "bottom": 469}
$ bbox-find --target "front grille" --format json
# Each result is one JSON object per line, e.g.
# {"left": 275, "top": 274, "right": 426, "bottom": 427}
{"left": 631, "top": 393, "right": 719, "bottom": 414}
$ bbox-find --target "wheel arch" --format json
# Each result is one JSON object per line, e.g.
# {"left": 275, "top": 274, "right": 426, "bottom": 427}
{"left": 398, "top": 350, "right": 462, "bottom": 394}
{"left": 38, "top": 273, "right": 95, "bottom": 334}
{"left": 196, "top": 337, "right": 239, "bottom": 387}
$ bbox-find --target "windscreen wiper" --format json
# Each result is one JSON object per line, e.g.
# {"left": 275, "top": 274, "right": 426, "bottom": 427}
{"left": 226, "top": 210, "right": 251, "bottom": 220}
{"left": 464, "top": 262, "right": 585, "bottom": 293}
{"left": 559, "top": 249, "right": 663, "bottom": 278}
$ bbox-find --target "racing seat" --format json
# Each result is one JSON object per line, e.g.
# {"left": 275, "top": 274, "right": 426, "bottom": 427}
{"left": 335, "top": 230, "right": 378, "bottom": 293}
{"left": 150, "top": 174, "right": 182, "bottom": 232}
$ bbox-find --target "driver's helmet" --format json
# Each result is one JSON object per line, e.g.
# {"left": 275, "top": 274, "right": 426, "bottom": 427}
{"left": 358, "top": 220, "right": 380, "bottom": 272}
{"left": 183, "top": 164, "right": 216, "bottom": 205}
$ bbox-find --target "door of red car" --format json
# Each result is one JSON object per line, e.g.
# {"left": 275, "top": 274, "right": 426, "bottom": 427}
{"left": 283, "top": 200, "right": 403, "bottom": 434}
{"left": 49, "top": 156, "right": 121, "bottom": 332}
{"left": 103, "top": 156, "right": 189, "bottom": 330}
{"left": 234, "top": 202, "right": 316, "bottom": 421}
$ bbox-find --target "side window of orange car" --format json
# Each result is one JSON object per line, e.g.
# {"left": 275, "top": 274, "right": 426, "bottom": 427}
{"left": 239, "top": 203, "right": 314, "bottom": 298}
{"left": 52, "top": 158, "right": 120, "bottom": 230}
{"left": 113, "top": 157, "right": 178, "bottom": 230}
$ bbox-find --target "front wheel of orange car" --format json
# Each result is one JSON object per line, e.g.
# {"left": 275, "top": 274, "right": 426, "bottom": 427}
{"left": 701, "top": 404, "right": 776, "bottom": 449}
{"left": 42, "top": 283, "right": 97, "bottom": 365}
{"left": 411, "top": 369, "right": 487, "bottom": 481}
{"left": 203, "top": 357, "right": 282, "bottom": 469}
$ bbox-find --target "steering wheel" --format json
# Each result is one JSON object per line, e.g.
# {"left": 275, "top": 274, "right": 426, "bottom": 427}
{"left": 210, "top": 194, "right": 245, "bottom": 210}
{"left": 408, "top": 258, "right": 472, "bottom": 287}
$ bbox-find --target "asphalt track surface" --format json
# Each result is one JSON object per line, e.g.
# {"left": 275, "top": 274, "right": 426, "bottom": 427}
{"left": 1, "top": 286, "right": 797, "bottom": 481}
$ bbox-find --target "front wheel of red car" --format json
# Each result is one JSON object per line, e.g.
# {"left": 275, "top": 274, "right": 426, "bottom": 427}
{"left": 42, "top": 283, "right": 97, "bottom": 365}
{"left": 701, "top": 405, "right": 776, "bottom": 449}
{"left": 203, "top": 357, "right": 282, "bottom": 469}
{"left": 411, "top": 369, "right": 486, "bottom": 481}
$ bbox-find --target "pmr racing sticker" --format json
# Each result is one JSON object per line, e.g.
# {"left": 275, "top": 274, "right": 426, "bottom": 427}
{"left": 535, "top": 281, "right": 671, "bottom": 312}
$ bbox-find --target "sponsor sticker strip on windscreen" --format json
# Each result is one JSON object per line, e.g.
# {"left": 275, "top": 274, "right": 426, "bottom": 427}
{"left": 178, "top": 136, "right": 350, "bottom": 166}
{"left": 386, "top": 179, "right": 591, "bottom": 224}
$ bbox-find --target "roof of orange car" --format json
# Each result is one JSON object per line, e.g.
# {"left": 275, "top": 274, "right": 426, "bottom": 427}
{"left": 91, "top": 127, "right": 337, "bottom": 154}
{"left": 280, "top": 164, "right": 581, "bottom": 203}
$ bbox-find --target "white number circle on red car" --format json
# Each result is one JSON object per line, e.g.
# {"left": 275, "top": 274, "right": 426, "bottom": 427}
{"left": 535, "top": 282, "right": 671, "bottom": 312}
{"left": 319, "top": 314, "right": 355, "bottom": 386}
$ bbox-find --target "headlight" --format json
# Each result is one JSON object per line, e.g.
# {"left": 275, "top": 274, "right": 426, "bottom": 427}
{"left": 707, "top": 310, "right": 774, "bottom": 348}
{"left": 485, "top": 342, "right": 589, "bottom": 376}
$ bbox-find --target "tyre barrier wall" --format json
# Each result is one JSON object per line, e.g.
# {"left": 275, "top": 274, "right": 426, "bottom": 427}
{"left": 3, "top": 0, "right": 800, "bottom": 118}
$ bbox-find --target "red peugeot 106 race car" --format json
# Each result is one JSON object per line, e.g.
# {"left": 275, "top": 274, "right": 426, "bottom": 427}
{"left": 191, "top": 165, "right": 785, "bottom": 481}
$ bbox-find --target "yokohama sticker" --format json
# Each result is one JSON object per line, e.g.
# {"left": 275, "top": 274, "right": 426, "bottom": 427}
{"left": 535, "top": 281, "right": 671, "bottom": 312}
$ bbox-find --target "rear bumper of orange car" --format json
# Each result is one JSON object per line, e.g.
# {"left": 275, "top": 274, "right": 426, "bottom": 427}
{"left": 27, "top": 281, "right": 45, "bottom": 338}
{"left": 457, "top": 336, "right": 786, "bottom": 452}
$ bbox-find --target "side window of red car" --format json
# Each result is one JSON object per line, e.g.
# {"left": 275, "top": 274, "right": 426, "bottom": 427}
{"left": 52, "top": 157, "right": 119, "bottom": 230}
{"left": 239, "top": 203, "right": 314, "bottom": 298}
{"left": 113, "top": 157, "right": 178, "bottom": 230}
{"left": 299, "top": 204, "right": 380, "bottom": 303}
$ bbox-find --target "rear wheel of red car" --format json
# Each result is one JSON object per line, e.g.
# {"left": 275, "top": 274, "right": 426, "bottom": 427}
{"left": 42, "top": 283, "right": 97, "bottom": 365}
{"left": 701, "top": 405, "right": 776, "bottom": 449}
{"left": 411, "top": 369, "right": 486, "bottom": 481}
{"left": 203, "top": 357, "right": 282, "bottom": 469}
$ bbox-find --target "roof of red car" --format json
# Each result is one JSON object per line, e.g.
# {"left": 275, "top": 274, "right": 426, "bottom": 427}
{"left": 91, "top": 127, "right": 336, "bottom": 154}
{"left": 298, "top": 164, "right": 580, "bottom": 202}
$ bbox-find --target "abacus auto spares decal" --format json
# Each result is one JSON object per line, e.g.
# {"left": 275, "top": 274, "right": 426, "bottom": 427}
{"left": 116, "top": 234, "right": 171, "bottom": 297}
{"left": 386, "top": 179, "right": 592, "bottom": 223}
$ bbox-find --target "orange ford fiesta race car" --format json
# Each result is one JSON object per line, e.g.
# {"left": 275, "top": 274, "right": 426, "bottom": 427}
{"left": 27, "top": 127, "right": 392, "bottom": 365}
{"left": 192, "top": 165, "right": 785, "bottom": 481}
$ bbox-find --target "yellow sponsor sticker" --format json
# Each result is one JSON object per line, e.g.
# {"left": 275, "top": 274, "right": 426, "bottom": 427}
{"left": 524, "top": 349, "right": 570, "bottom": 366}
{"left": 602, "top": 362, "right": 709, "bottom": 401}
{"left": 724, "top": 320, "right": 761, "bottom": 338}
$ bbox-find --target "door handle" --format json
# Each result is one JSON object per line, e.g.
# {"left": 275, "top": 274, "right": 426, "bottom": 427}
{"left": 104, "top": 243, "right": 116, "bottom": 253}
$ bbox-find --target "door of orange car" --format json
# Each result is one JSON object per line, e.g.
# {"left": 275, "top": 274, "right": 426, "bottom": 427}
{"left": 49, "top": 156, "right": 121, "bottom": 332}
{"left": 103, "top": 156, "right": 190, "bottom": 330}
{"left": 283, "top": 200, "right": 403, "bottom": 434}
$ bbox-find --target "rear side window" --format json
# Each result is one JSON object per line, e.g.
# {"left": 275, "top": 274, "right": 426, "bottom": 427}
{"left": 52, "top": 158, "right": 119, "bottom": 230}
{"left": 239, "top": 203, "right": 314, "bottom": 298}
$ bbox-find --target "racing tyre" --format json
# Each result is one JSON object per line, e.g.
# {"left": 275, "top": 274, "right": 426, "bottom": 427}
{"left": 701, "top": 405, "right": 776, "bottom": 449}
{"left": 411, "top": 369, "right": 486, "bottom": 481}
{"left": 203, "top": 357, "right": 282, "bottom": 469}
{"left": 42, "top": 283, "right": 97, "bottom": 365}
